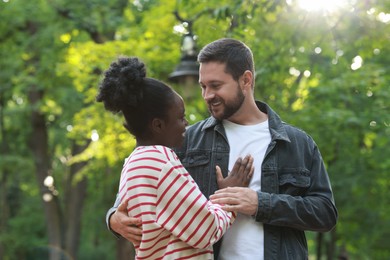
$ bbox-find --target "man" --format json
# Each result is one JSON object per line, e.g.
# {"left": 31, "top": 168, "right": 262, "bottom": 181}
{"left": 106, "top": 38, "right": 338, "bottom": 259}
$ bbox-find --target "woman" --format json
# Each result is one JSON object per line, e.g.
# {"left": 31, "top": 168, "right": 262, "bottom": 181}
{"left": 96, "top": 56, "right": 253, "bottom": 259}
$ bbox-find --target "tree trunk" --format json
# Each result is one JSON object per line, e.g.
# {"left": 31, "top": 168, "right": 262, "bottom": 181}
{"left": 0, "top": 171, "right": 8, "bottom": 259}
{"left": 316, "top": 232, "right": 323, "bottom": 260}
{"left": 117, "top": 238, "right": 135, "bottom": 260}
{"left": 64, "top": 142, "right": 89, "bottom": 259}
{"left": 28, "top": 85, "right": 63, "bottom": 260}
{"left": 327, "top": 228, "right": 337, "bottom": 260}
{"left": 0, "top": 90, "right": 8, "bottom": 259}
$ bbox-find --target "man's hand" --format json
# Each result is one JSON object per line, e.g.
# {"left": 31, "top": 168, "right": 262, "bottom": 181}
{"left": 110, "top": 202, "right": 142, "bottom": 245}
{"left": 209, "top": 187, "right": 258, "bottom": 216}
{"left": 215, "top": 155, "right": 254, "bottom": 189}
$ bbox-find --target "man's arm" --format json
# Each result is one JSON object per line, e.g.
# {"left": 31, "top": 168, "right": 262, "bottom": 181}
{"left": 107, "top": 154, "right": 254, "bottom": 243}
{"left": 210, "top": 146, "right": 338, "bottom": 232}
{"left": 253, "top": 145, "right": 338, "bottom": 232}
{"left": 106, "top": 196, "right": 143, "bottom": 244}
{"left": 106, "top": 195, "right": 121, "bottom": 238}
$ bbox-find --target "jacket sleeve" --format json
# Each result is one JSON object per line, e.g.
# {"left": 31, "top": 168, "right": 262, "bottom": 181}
{"left": 155, "top": 161, "right": 235, "bottom": 249}
{"left": 106, "top": 156, "right": 133, "bottom": 238}
{"left": 105, "top": 194, "right": 121, "bottom": 238}
{"left": 254, "top": 142, "right": 338, "bottom": 232}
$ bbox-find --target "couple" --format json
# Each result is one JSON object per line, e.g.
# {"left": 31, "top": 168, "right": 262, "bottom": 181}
{"left": 98, "top": 38, "right": 338, "bottom": 259}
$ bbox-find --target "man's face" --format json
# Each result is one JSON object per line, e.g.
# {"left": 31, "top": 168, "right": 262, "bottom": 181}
{"left": 199, "top": 62, "right": 245, "bottom": 121}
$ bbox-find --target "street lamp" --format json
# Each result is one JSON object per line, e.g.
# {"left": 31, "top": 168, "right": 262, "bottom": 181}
{"left": 169, "top": 33, "right": 199, "bottom": 100}
{"left": 169, "top": 10, "right": 201, "bottom": 99}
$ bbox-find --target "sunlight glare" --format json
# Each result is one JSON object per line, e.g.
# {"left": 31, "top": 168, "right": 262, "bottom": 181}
{"left": 44, "top": 176, "right": 54, "bottom": 187}
{"left": 91, "top": 130, "right": 99, "bottom": 142}
{"left": 296, "top": 0, "right": 346, "bottom": 12}
{"left": 43, "top": 193, "right": 53, "bottom": 202}
{"left": 377, "top": 12, "right": 390, "bottom": 24}
{"left": 289, "top": 67, "right": 301, "bottom": 77}
{"left": 303, "top": 70, "right": 311, "bottom": 77}
{"left": 173, "top": 23, "right": 187, "bottom": 34}
{"left": 351, "top": 55, "right": 363, "bottom": 70}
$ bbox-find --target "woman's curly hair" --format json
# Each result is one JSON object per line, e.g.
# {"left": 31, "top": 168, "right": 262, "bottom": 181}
{"left": 96, "top": 56, "right": 175, "bottom": 138}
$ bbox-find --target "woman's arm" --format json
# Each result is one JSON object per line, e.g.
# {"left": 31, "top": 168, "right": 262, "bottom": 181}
{"left": 155, "top": 161, "right": 235, "bottom": 249}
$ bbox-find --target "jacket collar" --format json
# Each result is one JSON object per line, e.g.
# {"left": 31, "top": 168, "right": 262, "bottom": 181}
{"left": 201, "top": 101, "right": 290, "bottom": 142}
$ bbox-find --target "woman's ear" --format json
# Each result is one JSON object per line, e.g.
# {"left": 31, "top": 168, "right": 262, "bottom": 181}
{"left": 151, "top": 118, "right": 165, "bottom": 134}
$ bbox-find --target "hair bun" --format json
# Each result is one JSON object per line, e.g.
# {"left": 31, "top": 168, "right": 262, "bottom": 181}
{"left": 96, "top": 56, "right": 147, "bottom": 112}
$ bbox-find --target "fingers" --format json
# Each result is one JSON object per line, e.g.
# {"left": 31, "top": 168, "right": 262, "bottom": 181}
{"left": 126, "top": 225, "right": 143, "bottom": 236}
{"left": 110, "top": 202, "right": 143, "bottom": 244}
{"left": 120, "top": 217, "right": 142, "bottom": 245}
{"left": 237, "top": 156, "right": 248, "bottom": 180}
{"left": 230, "top": 155, "right": 250, "bottom": 177}
{"left": 122, "top": 216, "right": 142, "bottom": 227}
{"left": 243, "top": 156, "right": 254, "bottom": 185}
{"left": 242, "top": 155, "right": 253, "bottom": 181}
{"left": 122, "top": 225, "right": 143, "bottom": 245}
{"left": 213, "top": 186, "right": 238, "bottom": 194}
{"left": 117, "top": 201, "right": 128, "bottom": 213}
{"left": 215, "top": 165, "right": 223, "bottom": 184}
{"left": 216, "top": 155, "right": 254, "bottom": 189}
{"left": 115, "top": 202, "right": 142, "bottom": 226}
{"left": 210, "top": 187, "right": 259, "bottom": 215}
{"left": 235, "top": 155, "right": 254, "bottom": 183}
{"left": 230, "top": 157, "right": 242, "bottom": 177}
{"left": 248, "top": 165, "right": 254, "bottom": 180}
{"left": 210, "top": 188, "right": 240, "bottom": 207}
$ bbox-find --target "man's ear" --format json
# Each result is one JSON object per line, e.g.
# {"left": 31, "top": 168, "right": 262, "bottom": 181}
{"left": 239, "top": 70, "right": 253, "bottom": 95}
{"left": 240, "top": 70, "right": 253, "bottom": 93}
{"left": 151, "top": 118, "right": 165, "bottom": 134}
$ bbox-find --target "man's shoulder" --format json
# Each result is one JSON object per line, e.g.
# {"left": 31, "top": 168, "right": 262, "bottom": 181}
{"left": 187, "top": 117, "right": 216, "bottom": 132}
{"left": 176, "top": 117, "right": 216, "bottom": 155}
{"left": 282, "top": 122, "right": 306, "bottom": 135}
{"left": 280, "top": 121, "right": 316, "bottom": 146}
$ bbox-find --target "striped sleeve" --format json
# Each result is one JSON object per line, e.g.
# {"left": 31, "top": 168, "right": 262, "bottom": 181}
{"left": 155, "top": 159, "right": 235, "bottom": 249}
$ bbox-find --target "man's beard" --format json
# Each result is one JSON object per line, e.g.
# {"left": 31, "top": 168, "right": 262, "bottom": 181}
{"left": 208, "top": 85, "right": 245, "bottom": 120}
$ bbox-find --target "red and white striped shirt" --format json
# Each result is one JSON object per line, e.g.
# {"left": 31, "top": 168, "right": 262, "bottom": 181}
{"left": 118, "top": 145, "right": 235, "bottom": 260}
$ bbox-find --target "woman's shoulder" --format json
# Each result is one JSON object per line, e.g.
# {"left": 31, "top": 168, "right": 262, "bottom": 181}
{"left": 134, "top": 145, "right": 180, "bottom": 163}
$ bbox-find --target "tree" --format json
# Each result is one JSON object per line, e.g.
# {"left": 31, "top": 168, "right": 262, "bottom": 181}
{"left": 0, "top": 0, "right": 389, "bottom": 259}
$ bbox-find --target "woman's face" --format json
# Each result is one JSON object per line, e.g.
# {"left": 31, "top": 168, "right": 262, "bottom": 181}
{"left": 161, "top": 94, "right": 188, "bottom": 148}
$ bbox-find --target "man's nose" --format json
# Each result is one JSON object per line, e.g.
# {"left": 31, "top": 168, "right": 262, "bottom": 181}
{"left": 203, "top": 88, "right": 215, "bottom": 101}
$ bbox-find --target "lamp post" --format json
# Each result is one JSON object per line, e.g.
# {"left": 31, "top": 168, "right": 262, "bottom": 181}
{"left": 169, "top": 8, "right": 200, "bottom": 100}
{"left": 169, "top": 33, "right": 199, "bottom": 100}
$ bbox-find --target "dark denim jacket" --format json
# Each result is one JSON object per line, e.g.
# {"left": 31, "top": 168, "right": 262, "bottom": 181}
{"left": 175, "top": 101, "right": 338, "bottom": 260}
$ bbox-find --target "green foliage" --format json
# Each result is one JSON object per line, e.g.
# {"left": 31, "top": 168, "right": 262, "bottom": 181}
{"left": 0, "top": 173, "right": 46, "bottom": 258}
{"left": 0, "top": 0, "right": 389, "bottom": 259}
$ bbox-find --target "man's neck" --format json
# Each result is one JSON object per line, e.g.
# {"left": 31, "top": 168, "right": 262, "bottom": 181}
{"left": 227, "top": 100, "right": 267, "bottom": 125}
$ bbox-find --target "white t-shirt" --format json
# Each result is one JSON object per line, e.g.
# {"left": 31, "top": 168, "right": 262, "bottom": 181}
{"left": 219, "top": 119, "right": 271, "bottom": 260}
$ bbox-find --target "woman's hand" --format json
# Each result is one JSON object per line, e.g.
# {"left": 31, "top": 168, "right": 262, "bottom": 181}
{"left": 215, "top": 155, "right": 254, "bottom": 189}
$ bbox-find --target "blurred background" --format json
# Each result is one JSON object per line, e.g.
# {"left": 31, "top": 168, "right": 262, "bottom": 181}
{"left": 0, "top": 0, "right": 389, "bottom": 259}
